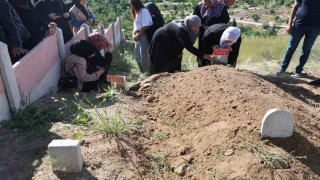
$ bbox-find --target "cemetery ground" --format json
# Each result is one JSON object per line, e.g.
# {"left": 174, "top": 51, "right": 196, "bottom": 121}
{"left": 1, "top": 41, "right": 320, "bottom": 179}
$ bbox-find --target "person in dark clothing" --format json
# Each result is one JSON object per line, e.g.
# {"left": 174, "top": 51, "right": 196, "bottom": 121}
{"left": 202, "top": 24, "right": 241, "bottom": 67}
{"left": 276, "top": 0, "right": 320, "bottom": 77}
{"left": 0, "top": 0, "right": 28, "bottom": 64}
{"left": 9, "top": 0, "right": 55, "bottom": 50}
{"left": 64, "top": 40, "right": 105, "bottom": 92}
{"left": 149, "top": 15, "right": 215, "bottom": 75}
{"left": 35, "top": 0, "right": 73, "bottom": 42}
{"left": 83, "top": 32, "right": 113, "bottom": 92}
{"left": 193, "top": 0, "right": 230, "bottom": 67}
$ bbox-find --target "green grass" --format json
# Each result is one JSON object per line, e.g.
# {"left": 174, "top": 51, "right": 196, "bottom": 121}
{"left": 181, "top": 37, "right": 320, "bottom": 75}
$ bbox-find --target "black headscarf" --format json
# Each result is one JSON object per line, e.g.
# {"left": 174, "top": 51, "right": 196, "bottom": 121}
{"left": 72, "top": 0, "right": 89, "bottom": 20}
{"left": 70, "top": 40, "right": 97, "bottom": 59}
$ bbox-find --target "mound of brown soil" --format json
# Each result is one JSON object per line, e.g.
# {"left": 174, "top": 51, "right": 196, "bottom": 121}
{"left": 139, "top": 65, "right": 320, "bottom": 179}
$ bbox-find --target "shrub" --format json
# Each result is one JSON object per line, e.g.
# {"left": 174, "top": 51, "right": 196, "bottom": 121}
{"left": 250, "top": 13, "right": 260, "bottom": 22}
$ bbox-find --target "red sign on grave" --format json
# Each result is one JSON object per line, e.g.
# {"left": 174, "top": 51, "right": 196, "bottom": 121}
{"left": 213, "top": 48, "right": 229, "bottom": 56}
{"left": 106, "top": 75, "right": 125, "bottom": 83}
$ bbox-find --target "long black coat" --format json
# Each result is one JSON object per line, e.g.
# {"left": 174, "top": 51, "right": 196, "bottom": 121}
{"left": 202, "top": 23, "right": 241, "bottom": 67}
{"left": 12, "top": 0, "right": 47, "bottom": 50}
{"left": 193, "top": 4, "right": 230, "bottom": 66}
{"left": 149, "top": 21, "right": 203, "bottom": 74}
{"left": 35, "top": 0, "right": 73, "bottom": 42}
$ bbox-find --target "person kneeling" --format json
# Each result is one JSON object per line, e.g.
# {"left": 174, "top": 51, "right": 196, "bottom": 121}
{"left": 64, "top": 40, "right": 105, "bottom": 92}
{"left": 201, "top": 23, "right": 241, "bottom": 67}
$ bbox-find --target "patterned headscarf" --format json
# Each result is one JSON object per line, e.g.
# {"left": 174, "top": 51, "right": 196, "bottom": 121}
{"left": 88, "top": 32, "right": 109, "bottom": 51}
{"left": 198, "top": 0, "right": 225, "bottom": 24}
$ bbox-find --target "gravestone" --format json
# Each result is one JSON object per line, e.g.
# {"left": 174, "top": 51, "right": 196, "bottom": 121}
{"left": 261, "top": 108, "right": 294, "bottom": 138}
{"left": 48, "top": 139, "right": 83, "bottom": 172}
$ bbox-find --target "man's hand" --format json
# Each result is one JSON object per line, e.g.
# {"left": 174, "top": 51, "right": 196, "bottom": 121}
{"left": 49, "top": 13, "right": 61, "bottom": 20}
{"left": 287, "top": 24, "right": 293, "bottom": 34}
{"left": 12, "top": 47, "right": 28, "bottom": 57}
{"left": 204, "top": 54, "right": 217, "bottom": 62}
{"left": 227, "top": 46, "right": 233, "bottom": 52}
{"left": 45, "top": 28, "right": 56, "bottom": 36}
{"left": 86, "top": 19, "right": 93, "bottom": 26}
{"left": 133, "top": 34, "right": 140, "bottom": 42}
{"left": 48, "top": 22, "right": 57, "bottom": 29}
{"left": 63, "top": 12, "right": 70, "bottom": 18}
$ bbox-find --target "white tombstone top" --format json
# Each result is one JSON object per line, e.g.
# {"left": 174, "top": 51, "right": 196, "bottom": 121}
{"left": 261, "top": 108, "right": 294, "bottom": 138}
{"left": 48, "top": 139, "right": 80, "bottom": 147}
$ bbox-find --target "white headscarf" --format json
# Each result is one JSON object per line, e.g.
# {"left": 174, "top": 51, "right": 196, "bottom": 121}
{"left": 219, "top": 27, "right": 241, "bottom": 48}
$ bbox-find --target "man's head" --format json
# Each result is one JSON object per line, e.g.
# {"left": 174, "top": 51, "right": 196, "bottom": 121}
{"left": 219, "top": 0, "right": 236, "bottom": 8}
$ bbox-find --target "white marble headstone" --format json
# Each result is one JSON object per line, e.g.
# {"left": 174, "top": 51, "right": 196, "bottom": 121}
{"left": 261, "top": 108, "right": 294, "bottom": 138}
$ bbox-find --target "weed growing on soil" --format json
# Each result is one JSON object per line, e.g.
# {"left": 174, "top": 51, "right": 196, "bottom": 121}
{"left": 74, "top": 132, "right": 84, "bottom": 141}
{"left": 148, "top": 154, "right": 170, "bottom": 180}
{"left": 91, "top": 107, "right": 134, "bottom": 137}
{"left": 150, "top": 130, "right": 169, "bottom": 142}
{"left": 99, "top": 86, "right": 116, "bottom": 102}
{"left": 239, "top": 141, "right": 306, "bottom": 169}
{"left": 0, "top": 100, "right": 60, "bottom": 137}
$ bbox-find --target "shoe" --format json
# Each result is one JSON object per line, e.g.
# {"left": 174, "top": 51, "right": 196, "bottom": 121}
{"left": 275, "top": 68, "right": 285, "bottom": 75}
{"left": 291, "top": 72, "right": 302, "bottom": 78}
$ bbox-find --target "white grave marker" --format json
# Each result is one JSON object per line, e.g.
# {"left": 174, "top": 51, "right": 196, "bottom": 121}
{"left": 48, "top": 139, "right": 83, "bottom": 172}
{"left": 261, "top": 108, "right": 294, "bottom": 138}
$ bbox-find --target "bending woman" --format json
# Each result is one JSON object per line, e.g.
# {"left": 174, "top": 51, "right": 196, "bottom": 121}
{"left": 149, "top": 15, "right": 215, "bottom": 75}
{"left": 64, "top": 40, "right": 105, "bottom": 92}
{"left": 193, "top": 0, "right": 229, "bottom": 67}
{"left": 202, "top": 23, "right": 241, "bottom": 67}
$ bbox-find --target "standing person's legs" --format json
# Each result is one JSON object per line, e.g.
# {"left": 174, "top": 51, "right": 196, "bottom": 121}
{"left": 134, "top": 41, "right": 144, "bottom": 73}
{"left": 278, "top": 26, "right": 304, "bottom": 73}
{"left": 295, "top": 27, "right": 320, "bottom": 74}
{"left": 139, "top": 35, "right": 150, "bottom": 74}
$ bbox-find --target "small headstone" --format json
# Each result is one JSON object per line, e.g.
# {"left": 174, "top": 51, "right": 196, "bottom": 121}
{"left": 48, "top": 139, "right": 83, "bottom": 172}
{"left": 261, "top": 108, "right": 294, "bottom": 138}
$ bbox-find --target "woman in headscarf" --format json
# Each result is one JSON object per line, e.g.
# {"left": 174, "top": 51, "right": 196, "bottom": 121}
{"left": 85, "top": 32, "right": 113, "bottom": 91}
{"left": 64, "top": 40, "right": 105, "bottom": 92}
{"left": 193, "top": 0, "right": 230, "bottom": 67}
{"left": 35, "top": 0, "right": 73, "bottom": 42}
{"left": 202, "top": 23, "right": 241, "bottom": 67}
{"left": 69, "top": 0, "right": 99, "bottom": 34}
{"left": 130, "top": 0, "right": 153, "bottom": 75}
{"left": 149, "top": 15, "right": 216, "bottom": 75}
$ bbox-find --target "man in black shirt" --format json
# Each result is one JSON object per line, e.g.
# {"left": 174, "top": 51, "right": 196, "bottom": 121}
{"left": 276, "top": 0, "right": 320, "bottom": 77}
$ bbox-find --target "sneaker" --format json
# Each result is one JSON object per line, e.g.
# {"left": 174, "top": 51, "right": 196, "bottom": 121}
{"left": 292, "top": 72, "right": 302, "bottom": 78}
{"left": 275, "top": 67, "right": 285, "bottom": 75}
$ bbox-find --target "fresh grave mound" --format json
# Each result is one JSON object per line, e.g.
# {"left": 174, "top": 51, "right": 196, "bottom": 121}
{"left": 138, "top": 65, "right": 320, "bottom": 179}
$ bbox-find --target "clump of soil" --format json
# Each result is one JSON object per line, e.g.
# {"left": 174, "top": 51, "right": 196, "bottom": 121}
{"left": 139, "top": 65, "right": 320, "bottom": 179}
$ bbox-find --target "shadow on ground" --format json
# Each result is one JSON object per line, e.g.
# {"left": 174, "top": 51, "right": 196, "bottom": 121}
{"left": 256, "top": 73, "right": 320, "bottom": 105}
{"left": 269, "top": 132, "right": 320, "bottom": 177}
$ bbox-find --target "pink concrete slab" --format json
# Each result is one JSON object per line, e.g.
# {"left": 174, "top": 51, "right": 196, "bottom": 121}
{"left": 65, "top": 27, "right": 86, "bottom": 56}
{"left": 95, "top": 27, "right": 102, "bottom": 34}
{"left": 0, "top": 74, "right": 5, "bottom": 94}
{"left": 13, "top": 35, "right": 60, "bottom": 98}
{"left": 105, "top": 26, "right": 113, "bottom": 43}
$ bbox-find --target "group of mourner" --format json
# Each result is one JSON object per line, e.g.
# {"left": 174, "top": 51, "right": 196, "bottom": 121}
{"left": 1, "top": 0, "right": 320, "bottom": 92}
